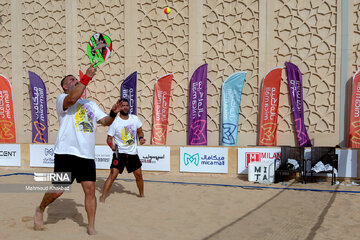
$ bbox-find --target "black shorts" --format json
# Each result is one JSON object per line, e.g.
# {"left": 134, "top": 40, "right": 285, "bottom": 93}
{"left": 53, "top": 154, "right": 96, "bottom": 184}
{"left": 110, "top": 153, "right": 142, "bottom": 174}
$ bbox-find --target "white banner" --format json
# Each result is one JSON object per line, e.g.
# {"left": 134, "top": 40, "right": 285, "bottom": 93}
{"left": 0, "top": 144, "right": 21, "bottom": 166}
{"left": 30, "top": 144, "right": 55, "bottom": 167}
{"left": 29, "top": 145, "right": 114, "bottom": 169}
{"left": 138, "top": 146, "right": 170, "bottom": 171}
{"left": 95, "top": 146, "right": 171, "bottom": 171}
{"left": 29, "top": 145, "right": 170, "bottom": 171}
{"left": 180, "top": 147, "right": 228, "bottom": 173}
{"left": 94, "top": 145, "right": 113, "bottom": 169}
{"left": 238, "top": 148, "right": 281, "bottom": 174}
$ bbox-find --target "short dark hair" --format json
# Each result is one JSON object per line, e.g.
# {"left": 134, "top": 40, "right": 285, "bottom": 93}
{"left": 61, "top": 75, "right": 73, "bottom": 91}
{"left": 119, "top": 98, "right": 129, "bottom": 103}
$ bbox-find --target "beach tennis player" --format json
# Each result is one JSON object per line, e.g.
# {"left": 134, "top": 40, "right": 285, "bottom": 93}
{"left": 34, "top": 65, "right": 121, "bottom": 235}
{"left": 100, "top": 98, "right": 146, "bottom": 202}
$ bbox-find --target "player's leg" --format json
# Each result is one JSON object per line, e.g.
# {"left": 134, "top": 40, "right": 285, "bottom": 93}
{"left": 100, "top": 167, "right": 120, "bottom": 202}
{"left": 34, "top": 154, "right": 72, "bottom": 230}
{"left": 127, "top": 155, "right": 144, "bottom": 197}
{"left": 133, "top": 167, "right": 144, "bottom": 197}
{"left": 77, "top": 157, "right": 97, "bottom": 235}
{"left": 34, "top": 191, "right": 64, "bottom": 230}
{"left": 81, "top": 181, "right": 97, "bottom": 235}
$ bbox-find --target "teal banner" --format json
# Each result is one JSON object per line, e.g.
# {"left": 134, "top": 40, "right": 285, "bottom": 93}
{"left": 221, "top": 71, "right": 246, "bottom": 146}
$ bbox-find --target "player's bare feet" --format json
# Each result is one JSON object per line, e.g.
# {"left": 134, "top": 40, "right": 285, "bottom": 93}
{"left": 87, "top": 226, "right": 97, "bottom": 235}
{"left": 34, "top": 206, "right": 44, "bottom": 230}
{"left": 99, "top": 196, "right": 105, "bottom": 203}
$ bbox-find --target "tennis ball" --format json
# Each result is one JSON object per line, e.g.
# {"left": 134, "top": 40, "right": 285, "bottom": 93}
{"left": 164, "top": 7, "right": 171, "bottom": 14}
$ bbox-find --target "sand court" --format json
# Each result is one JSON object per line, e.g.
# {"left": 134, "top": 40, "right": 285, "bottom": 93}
{"left": 0, "top": 169, "right": 360, "bottom": 240}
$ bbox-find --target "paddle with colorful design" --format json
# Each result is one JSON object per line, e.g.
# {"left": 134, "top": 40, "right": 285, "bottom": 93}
{"left": 87, "top": 33, "right": 112, "bottom": 67}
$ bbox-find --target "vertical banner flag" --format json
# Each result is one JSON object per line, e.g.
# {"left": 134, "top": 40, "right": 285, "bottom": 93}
{"left": 121, "top": 71, "right": 137, "bottom": 115}
{"left": 79, "top": 70, "right": 87, "bottom": 99}
{"left": 152, "top": 74, "right": 173, "bottom": 145}
{"left": 259, "top": 67, "right": 282, "bottom": 146}
{"left": 188, "top": 64, "right": 207, "bottom": 145}
{"left": 29, "top": 71, "right": 48, "bottom": 143}
{"left": 349, "top": 69, "right": 360, "bottom": 148}
{"left": 0, "top": 74, "right": 16, "bottom": 143}
{"left": 221, "top": 71, "right": 247, "bottom": 146}
{"left": 285, "top": 62, "right": 312, "bottom": 147}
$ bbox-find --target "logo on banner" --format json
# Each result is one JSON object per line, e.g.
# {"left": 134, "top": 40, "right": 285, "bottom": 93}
{"left": 95, "top": 154, "right": 111, "bottom": 163}
{"left": 0, "top": 120, "right": 15, "bottom": 140}
{"left": 184, "top": 153, "right": 225, "bottom": 167}
{"left": 152, "top": 123, "right": 167, "bottom": 144}
{"left": 44, "top": 148, "right": 54, "bottom": 156}
{"left": 350, "top": 121, "right": 360, "bottom": 144}
{"left": 259, "top": 123, "right": 277, "bottom": 145}
{"left": 245, "top": 151, "right": 280, "bottom": 168}
{"left": 140, "top": 154, "right": 165, "bottom": 164}
{"left": 33, "top": 121, "right": 46, "bottom": 143}
{"left": 0, "top": 150, "right": 16, "bottom": 157}
{"left": 245, "top": 152, "right": 260, "bottom": 167}
{"left": 295, "top": 118, "right": 309, "bottom": 146}
{"left": 222, "top": 123, "right": 237, "bottom": 145}
{"left": 189, "top": 120, "right": 207, "bottom": 145}
{"left": 184, "top": 153, "right": 200, "bottom": 166}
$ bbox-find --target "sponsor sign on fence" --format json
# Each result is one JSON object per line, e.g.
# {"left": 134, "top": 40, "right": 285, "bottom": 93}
{"left": 138, "top": 146, "right": 170, "bottom": 171}
{"left": 94, "top": 145, "right": 113, "bottom": 169}
{"left": 30, "top": 144, "right": 55, "bottom": 167}
{"left": 238, "top": 148, "right": 281, "bottom": 174}
{"left": 0, "top": 144, "right": 20, "bottom": 166}
{"left": 180, "top": 147, "right": 228, "bottom": 173}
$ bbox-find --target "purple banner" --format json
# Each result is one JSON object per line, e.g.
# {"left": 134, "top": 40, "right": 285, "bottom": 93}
{"left": 285, "top": 62, "right": 312, "bottom": 147}
{"left": 121, "top": 71, "right": 137, "bottom": 115}
{"left": 188, "top": 64, "right": 207, "bottom": 145}
{"left": 29, "top": 71, "right": 48, "bottom": 143}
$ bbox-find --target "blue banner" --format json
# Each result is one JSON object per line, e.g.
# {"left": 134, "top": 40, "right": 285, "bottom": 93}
{"left": 221, "top": 71, "right": 246, "bottom": 146}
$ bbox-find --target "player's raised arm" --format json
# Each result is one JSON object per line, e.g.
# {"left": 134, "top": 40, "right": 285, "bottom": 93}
{"left": 98, "top": 99, "right": 121, "bottom": 126}
{"left": 62, "top": 66, "right": 97, "bottom": 110}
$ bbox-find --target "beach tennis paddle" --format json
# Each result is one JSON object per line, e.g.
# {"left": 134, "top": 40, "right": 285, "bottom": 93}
{"left": 87, "top": 33, "right": 112, "bottom": 67}
{"left": 115, "top": 144, "right": 118, "bottom": 159}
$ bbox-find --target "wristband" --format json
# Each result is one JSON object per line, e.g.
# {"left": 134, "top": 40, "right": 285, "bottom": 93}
{"left": 108, "top": 142, "right": 113, "bottom": 148}
{"left": 80, "top": 74, "right": 91, "bottom": 86}
{"left": 109, "top": 109, "right": 117, "bottom": 118}
{"left": 139, "top": 136, "right": 144, "bottom": 140}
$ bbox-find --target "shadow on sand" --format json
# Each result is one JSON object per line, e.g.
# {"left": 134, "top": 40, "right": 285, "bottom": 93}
{"left": 44, "top": 198, "right": 86, "bottom": 227}
{"left": 95, "top": 178, "right": 138, "bottom": 198}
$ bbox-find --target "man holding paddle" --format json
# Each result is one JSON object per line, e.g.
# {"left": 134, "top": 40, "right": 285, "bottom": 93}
{"left": 34, "top": 65, "right": 120, "bottom": 235}
{"left": 100, "top": 98, "right": 146, "bottom": 202}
